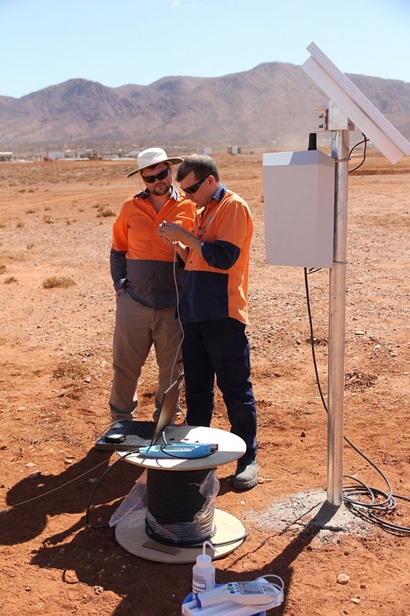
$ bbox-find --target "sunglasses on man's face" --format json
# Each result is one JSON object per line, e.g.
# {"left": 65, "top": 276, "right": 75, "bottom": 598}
{"left": 141, "top": 167, "right": 169, "bottom": 183}
{"left": 181, "top": 174, "right": 211, "bottom": 195}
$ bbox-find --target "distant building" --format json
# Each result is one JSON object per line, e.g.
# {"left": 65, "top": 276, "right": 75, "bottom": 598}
{"left": 0, "top": 152, "right": 12, "bottom": 161}
{"left": 227, "top": 146, "right": 241, "bottom": 155}
{"left": 197, "top": 147, "right": 212, "bottom": 155}
{"left": 47, "top": 151, "right": 65, "bottom": 160}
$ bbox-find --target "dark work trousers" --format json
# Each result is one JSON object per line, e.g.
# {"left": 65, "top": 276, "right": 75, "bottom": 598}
{"left": 182, "top": 317, "right": 257, "bottom": 463}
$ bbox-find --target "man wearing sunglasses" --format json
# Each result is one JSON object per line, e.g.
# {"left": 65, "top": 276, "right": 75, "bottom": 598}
{"left": 158, "top": 154, "right": 258, "bottom": 490}
{"left": 107, "top": 148, "right": 196, "bottom": 431}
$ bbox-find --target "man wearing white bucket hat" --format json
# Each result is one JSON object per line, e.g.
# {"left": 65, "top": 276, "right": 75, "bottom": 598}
{"left": 108, "top": 148, "right": 196, "bottom": 426}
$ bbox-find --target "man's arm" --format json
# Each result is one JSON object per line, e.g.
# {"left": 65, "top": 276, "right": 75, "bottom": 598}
{"left": 110, "top": 248, "right": 127, "bottom": 294}
{"left": 158, "top": 218, "right": 242, "bottom": 270}
{"left": 200, "top": 240, "right": 240, "bottom": 270}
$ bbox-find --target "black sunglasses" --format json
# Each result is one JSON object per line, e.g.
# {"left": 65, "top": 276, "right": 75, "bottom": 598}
{"left": 141, "top": 167, "right": 169, "bottom": 183}
{"left": 181, "top": 174, "right": 211, "bottom": 195}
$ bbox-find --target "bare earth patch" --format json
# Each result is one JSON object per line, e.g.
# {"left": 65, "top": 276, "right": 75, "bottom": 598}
{"left": 0, "top": 154, "right": 409, "bottom": 615}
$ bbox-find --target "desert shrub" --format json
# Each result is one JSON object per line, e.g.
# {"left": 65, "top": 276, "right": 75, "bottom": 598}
{"left": 98, "top": 207, "right": 116, "bottom": 217}
{"left": 42, "top": 276, "right": 76, "bottom": 289}
{"left": 0, "top": 264, "right": 6, "bottom": 274}
{"left": 53, "top": 359, "right": 87, "bottom": 381}
{"left": 4, "top": 276, "right": 17, "bottom": 284}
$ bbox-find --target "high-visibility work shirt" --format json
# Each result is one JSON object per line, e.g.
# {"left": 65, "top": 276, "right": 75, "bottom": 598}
{"left": 180, "top": 186, "right": 253, "bottom": 325}
{"left": 110, "top": 186, "right": 196, "bottom": 309}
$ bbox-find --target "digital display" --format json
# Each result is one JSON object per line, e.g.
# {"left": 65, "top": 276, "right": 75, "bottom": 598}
{"left": 238, "top": 581, "right": 262, "bottom": 595}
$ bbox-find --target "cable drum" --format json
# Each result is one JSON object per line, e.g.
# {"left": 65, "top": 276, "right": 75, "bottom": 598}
{"left": 147, "top": 469, "right": 209, "bottom": 521}
{"left": 145, "top": 468, "right": 219, "bottom": 545}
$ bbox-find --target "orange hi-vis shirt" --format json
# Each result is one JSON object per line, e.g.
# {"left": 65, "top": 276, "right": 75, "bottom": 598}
{"left": 180, "top": 186, "right": 253, "bottom": 325}
{"left": 110, "top": 186, "right": 196, "bottom": 309}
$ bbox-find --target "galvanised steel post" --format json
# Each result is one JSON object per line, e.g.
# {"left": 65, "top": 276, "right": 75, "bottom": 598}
{"left": 327, "top": 128, "right": 349, "bottom": 506}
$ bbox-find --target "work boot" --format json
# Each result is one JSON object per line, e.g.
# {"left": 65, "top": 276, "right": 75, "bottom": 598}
{"left": 233, "top": 460, "right": 259, "bottom": 490}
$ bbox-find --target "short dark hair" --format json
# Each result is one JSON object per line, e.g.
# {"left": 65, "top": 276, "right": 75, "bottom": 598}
{"left": 176, "top": 154, "right": 219, "bottom": 183}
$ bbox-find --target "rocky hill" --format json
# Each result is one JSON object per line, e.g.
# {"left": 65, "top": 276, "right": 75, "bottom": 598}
{"left": 1, "top": 62, "right": 409, "bottom": 153}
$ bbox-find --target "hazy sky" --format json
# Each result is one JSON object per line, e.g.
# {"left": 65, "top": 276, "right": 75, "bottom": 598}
{"left": 1, "top": 0, "right": 409, "bottom": 98}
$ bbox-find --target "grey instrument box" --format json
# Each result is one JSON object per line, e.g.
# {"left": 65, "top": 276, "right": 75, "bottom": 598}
{"left": 263, "top": 150, "right": 335, "bottom": 268}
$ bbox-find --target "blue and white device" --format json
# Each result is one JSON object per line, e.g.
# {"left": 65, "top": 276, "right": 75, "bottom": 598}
{"left": 196, "top": 578, "right": 283, "bottom": 608}
{"left": 138, "top": 443, "right": 217, "bottom": 459}
{"left": 182, "top": 576, "right": 284, "bottom": 615}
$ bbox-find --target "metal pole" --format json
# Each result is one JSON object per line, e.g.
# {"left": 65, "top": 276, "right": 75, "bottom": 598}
{"left": 327, "top": 129, "right": 349, "bottom": 506}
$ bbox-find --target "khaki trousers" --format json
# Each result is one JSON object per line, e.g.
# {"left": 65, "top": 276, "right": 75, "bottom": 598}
{"left": 109, "top": 292, "right": 183, "bottom": 421}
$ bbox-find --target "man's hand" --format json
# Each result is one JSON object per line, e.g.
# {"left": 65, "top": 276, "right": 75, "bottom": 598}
{"left": 158, "top": 222, "right": 186, "bottom": 244}
{"left": 158, "top": 222, "right": 202, "bottom": 255}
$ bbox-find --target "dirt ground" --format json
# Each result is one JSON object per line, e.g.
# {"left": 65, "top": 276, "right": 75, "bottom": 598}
{"left": 0, "top": 152, "right": 409, "bottom": 616}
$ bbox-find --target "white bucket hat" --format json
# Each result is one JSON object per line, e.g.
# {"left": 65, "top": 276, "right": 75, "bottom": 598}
{"left": 127, "top": 147, "right": 184, "bottom": 178}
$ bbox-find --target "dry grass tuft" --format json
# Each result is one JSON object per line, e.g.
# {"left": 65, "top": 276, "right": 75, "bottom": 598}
{"left": 53, "top": 359, "right": 88, "bottom": 381}
{"left": 42, "top": 276, "right": 76, "bottom": 289}
{"left": 97, "top": 207, "right": 116, "bottom": 218}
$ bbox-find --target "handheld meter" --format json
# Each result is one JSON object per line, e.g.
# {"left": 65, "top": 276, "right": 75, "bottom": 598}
{"left": 182, "top": 576, "right": 284, "bottom": 615}
{"left": 195, "top": 578, "right": 283, "bottom": 608}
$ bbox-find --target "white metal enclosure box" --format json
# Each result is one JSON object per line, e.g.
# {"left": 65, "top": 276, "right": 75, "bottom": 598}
{"left": 263, "top": 150, "right": 335, "bottom": 268}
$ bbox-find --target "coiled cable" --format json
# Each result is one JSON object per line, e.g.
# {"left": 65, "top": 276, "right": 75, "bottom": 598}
{"left": 304, "top": 266, "right": 409, "bottom": 535}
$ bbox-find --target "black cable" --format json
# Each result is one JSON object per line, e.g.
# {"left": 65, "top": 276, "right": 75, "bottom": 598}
{"left": 146, "top": 468, "right": 215, "bottom": 544}
{"left": 87, "top": 455, "right": 249, "bottom": 546}
{"left": 85, "top": 449, "right": 140, "bottom": 530}
{"left": 348, "top": 132, "right": 369, "bottom": 174}
{"left": 7, "top": 458, "right": 110, "bottom": 509}
{"left": 303, "top": 267, "right": 410, "bottom": 535}
{"left": 144, "top": 522, "right": 248, "bottom": 549}
{"left": 86, "top": 455, "right": 222, "bottom": 545}
{"left": 305, "top": 268, "right": 328, "bottom": 413}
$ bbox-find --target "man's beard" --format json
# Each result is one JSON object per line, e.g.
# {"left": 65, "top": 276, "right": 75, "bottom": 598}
{"left": 148, "top": 183, "right": 170, "bottom": 196}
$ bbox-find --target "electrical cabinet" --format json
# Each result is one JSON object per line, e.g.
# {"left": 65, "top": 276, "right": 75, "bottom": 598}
{"left": 263, "top": 150, "right": 335, "bottom": 268}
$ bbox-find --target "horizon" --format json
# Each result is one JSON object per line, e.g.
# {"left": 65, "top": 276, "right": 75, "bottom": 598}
{"left": 2, "top": 57, "right": 410, "bottom": 101}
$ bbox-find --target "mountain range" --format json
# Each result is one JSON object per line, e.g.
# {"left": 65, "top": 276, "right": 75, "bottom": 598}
{"left": 1, "top": 62, "right": 409, "bottom": 154}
